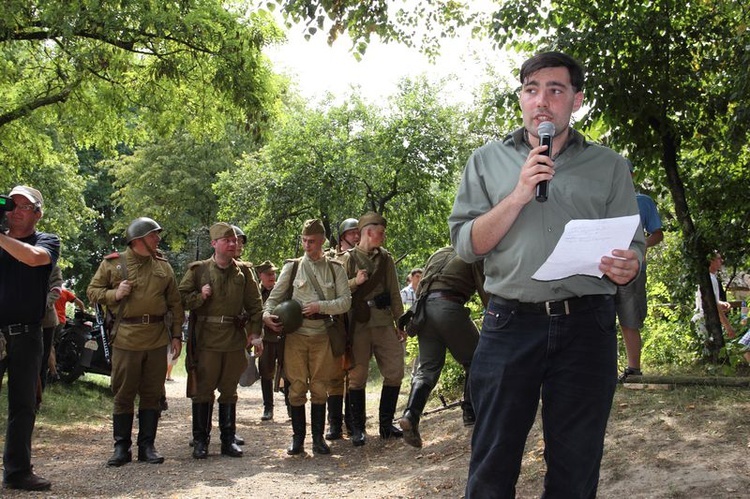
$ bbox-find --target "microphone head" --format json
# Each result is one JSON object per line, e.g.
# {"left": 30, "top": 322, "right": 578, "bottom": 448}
{"left": 537, "top": 121, "right": 555, "bottom": 137}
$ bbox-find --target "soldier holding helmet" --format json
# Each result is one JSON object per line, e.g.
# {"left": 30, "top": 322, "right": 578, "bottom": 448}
{"left": 263, "top": 219, "right": 351, "bottom": 456}
{"left": 87, "top": 217, "right": 183, "bottom": 467}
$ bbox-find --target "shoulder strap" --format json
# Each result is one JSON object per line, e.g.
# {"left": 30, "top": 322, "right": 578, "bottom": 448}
{"left": 285, "top": 259, "right": 300, "bottom": 302}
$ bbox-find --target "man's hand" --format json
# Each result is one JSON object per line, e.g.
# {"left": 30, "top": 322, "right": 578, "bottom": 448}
{"left": 247, "top": 335, "right": 264, "bottom": 356}
{"left": 263, "top": 313, "right": 283, "bottom": 333}
{"left": 115, "top": 280, "right": 132, "bottom": 301}
{"left": 355, "top": 269, "right": 368, "bottom": 286}
{"left": 170, "top": 337, "right": 182, "bottom": 360}
{"left": 302, "top": 302, "right": 320, "bottom": 317}
{"left": 600, "top": 249, "right": 640, "bottom": 285}
{"left": 201, "top": 284, "right": 212, "bottom": 300}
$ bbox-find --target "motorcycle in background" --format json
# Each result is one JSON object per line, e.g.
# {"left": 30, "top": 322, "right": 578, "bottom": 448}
{"left": 54, "top": 305, "right": 112, "bottom": 383}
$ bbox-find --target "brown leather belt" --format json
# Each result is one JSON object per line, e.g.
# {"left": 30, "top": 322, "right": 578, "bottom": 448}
{"left": 120, "top": 315, "right": 165, "bottom": 325}
{"left": 426, "top": 290, "right": 467, "bottom": 304}
{"left": 197, "top": 315, "right": 235, "bottom": 324}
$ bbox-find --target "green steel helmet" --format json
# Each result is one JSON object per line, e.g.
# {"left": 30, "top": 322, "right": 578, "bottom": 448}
{"left": 338, "top": 218, "right": 359, "bottom": 238}
{"left": 232, "top": 225, "right": 247, "bottom": 244}
{"left": 272, "top": 300, "right": 303, "bottom": 334}
{"left": 125, "top": 217, "right": 162, "bottom": 244}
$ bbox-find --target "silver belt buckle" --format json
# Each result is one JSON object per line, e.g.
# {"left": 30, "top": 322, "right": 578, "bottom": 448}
{"left": 545, "top": 301, "right": 570, "bottom": 316}
{"left": 141, "top": 314, "right": 150, "bottom": 324}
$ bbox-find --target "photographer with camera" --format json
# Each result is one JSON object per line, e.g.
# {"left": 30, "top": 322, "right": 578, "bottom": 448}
{"left": 339, "top": 212, "right": 406, "bottom": 447}
{"left": 0, "top": 186, "right": 60, "bottom": 491}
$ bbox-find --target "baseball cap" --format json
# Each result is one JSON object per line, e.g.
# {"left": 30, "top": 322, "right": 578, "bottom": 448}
{"left": 9, "top": 185, "right": 44, "bottom": 207}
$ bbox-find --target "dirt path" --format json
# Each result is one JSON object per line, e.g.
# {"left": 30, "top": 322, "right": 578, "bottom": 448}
{"left": 5, "top": 377, "right": 750, "bottom": 498}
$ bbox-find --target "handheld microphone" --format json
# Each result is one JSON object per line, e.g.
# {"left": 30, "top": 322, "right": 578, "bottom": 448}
{"left": 535, "top": 121, "right": 555, "bottom": 202}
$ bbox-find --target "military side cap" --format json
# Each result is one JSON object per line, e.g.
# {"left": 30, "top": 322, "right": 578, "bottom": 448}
{"left": 209, "top": 222, "right": 236, "bottom": 240}
{"left": 358, "top": 211, "right": 386, "bottom": 230}
{"left": 9, "top": 185, "right": 44, "bottom": 207}
{"left": 302, "top": 219, "right": 325, "bottom": 236}
{"left": 255, "top": 260, "right": 278, "bottom": 274}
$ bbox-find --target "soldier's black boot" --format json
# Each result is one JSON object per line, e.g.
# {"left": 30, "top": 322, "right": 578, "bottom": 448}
{"left": 344, "top": 391, "right": 353, "bottom": 436}
{"left": 107, "top": 413, "right": 133, "bottom": 467}
{"left": 324, "top": 395, "right": 344, "bottom": 441}
{"left": 260, "top": 378, "right": 274, "bottom": 421}
{"left": 311, "top": 403, "right": 331, "bottom": 455}
{"left": 461, "top": 365, "right": 476, "bottom": 427}
{"left": 192, "top": 402, "right": 212, "bottom": 459}
{"left": 287, "top": 404, "right": 306, "bottom": 455}
{"left": 137, "top": 409, "right": 164, "bottom": 464}
{"left": 379, "top": 385, "right": 403, "bottom": 439}
{"left": 349, "top": 388, "right": 367, "bottom": 447}
{"left": 283, "top": 383, "right": 292, "bottom": 419}
{"left": 399, "top": 381, "right": 432, "bottom": 448}
{"left": 219, "top": 403, "right": 243, "bottom": 457}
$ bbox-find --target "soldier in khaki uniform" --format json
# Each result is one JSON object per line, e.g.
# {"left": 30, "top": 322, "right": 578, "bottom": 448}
{"left": 178, "top": 223, "right": 263, "bottom": 459}
{"left": 263, "top": 219, "right": 351, "bottom": 455}
{"left": 255, "top": 260, "right": 287, "bottom": 421}
{"left": 398, "top": 246, "right": 488, "bottom": 448}
{"left": 324, "top": 217, "right": 359, "bottom": 440}
{"left": 339, "top": 212, "right": 405, "bottom": 447}
{"left": 87, "top": 217, "right": 184, "bottom": 467}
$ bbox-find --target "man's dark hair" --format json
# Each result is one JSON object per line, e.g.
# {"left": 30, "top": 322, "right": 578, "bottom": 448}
{"left": 520, "top": 51, "right": 585, "bottom": 92}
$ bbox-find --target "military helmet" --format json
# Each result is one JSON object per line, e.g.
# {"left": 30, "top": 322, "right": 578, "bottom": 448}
{"left": 232, "top": 225, "right": 247, "bottom": 244}
{"left": 272, "top": 300, "right": 303, "bottom": 334}
{"left": 126, "top": 217, "right": 162, "bottom": 244}
{"left": 338, "top": 218, "right": 359, "bottom": 238}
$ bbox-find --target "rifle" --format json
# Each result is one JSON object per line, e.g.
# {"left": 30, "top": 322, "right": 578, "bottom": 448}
{"left": 422, "top": 394, "right": 462, "bottom": 416}
{"left": 94, "top": 303, "right": 112, "bottom": 365}
{"left": 394, "top": 252, "right": 409, "bottom": 266}
{"left": 185, "top": 310, "right": 199, "bottom": 398}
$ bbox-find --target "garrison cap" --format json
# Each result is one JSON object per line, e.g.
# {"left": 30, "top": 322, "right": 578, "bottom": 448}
{"left": 9, "top": 185, "right": 44, "bottom": 208}
{"left": 209, "top": 222, "right": 236, "bottom": 241}
{"left": 255, "top": 260, "right": 278, "bottom": 275}
{"left": 358, "top": 211, "right": 386, "bottom": 230}
{"left": 302, "top": 219, "right": 325, "bottom": 236}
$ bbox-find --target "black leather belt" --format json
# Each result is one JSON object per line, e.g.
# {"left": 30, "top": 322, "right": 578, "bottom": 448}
{"left": 489, "top": 295, "right": 609, "bottom": 317}
{"left": 306, "top": 313, "right": 329, "bottom": 321}
{"left": 120, "top": 315, "right": 165, "bottom": 325}
{"left": 0, "top": 323, "right": 42, "bottom": 335}
{"left": 426, "top": 290, "right": 467, "bottom": 304}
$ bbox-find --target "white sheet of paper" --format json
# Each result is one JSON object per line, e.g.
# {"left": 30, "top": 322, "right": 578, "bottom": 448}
{"left": 532, "top": 215, "right": 640, "bottom": 281}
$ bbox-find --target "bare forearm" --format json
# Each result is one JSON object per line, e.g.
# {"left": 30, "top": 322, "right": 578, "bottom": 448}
{"left": 0, "top": 233, "right": 51, "bottom": 266}
{"left": 470, "top": 193, "right": 526, "bottom": 256}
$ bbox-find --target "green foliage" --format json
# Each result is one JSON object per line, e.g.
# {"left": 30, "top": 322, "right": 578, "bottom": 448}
{"left": 217, "top": 76, "right": 480, "bottom": 270}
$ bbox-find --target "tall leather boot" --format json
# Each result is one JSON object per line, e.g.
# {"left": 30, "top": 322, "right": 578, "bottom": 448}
{"left": 283, "top": 383, "right": 292, "bottom": 419}
{"left": 260, "top": 378, "right": 274, "bottom": 421}
{"left": 287, "top": 404, "right": 306, "bottom": 455}
{"left": 344, "top": 391, "right": 353, "bottom": 436}
{"left": 399, "top": 381, "right": 433, "bottom": 448}
{"left": 311, "top": 403, "right": 331, "bottom": 455}
{"left": 348, "top": 388, "right": 367, "bottom": 447}
{"left": 324, "top": 395, "right": 344, "bottom": 441}
{"left": 137, "top": 409, "right": 164, "bottom": 464}
{"left": 192, "top": 402, "right": 212, "bottom": 459}
{"left": 107, "top": 413, "right": 134, "bottom": 467}
{"left": 379, "top": 385, "right": 403, "bottom": 439}
{"left": 219, "top": 403, "right": 243, "bottom": 457}
{"left": 461, "top": 366, "right": 476, "bottom": 426}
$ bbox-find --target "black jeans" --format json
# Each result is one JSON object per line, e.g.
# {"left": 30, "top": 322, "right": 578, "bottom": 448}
{"left": 465, "top": 295, "right": 617, "bottom": 499}
{"left": 0, "top": 326, "right": 43, "bottom": 481}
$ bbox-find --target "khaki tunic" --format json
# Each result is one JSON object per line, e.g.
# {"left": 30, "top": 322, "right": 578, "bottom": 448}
{"left": 264, "top": 255, "right": 351, "bottom": 406}
{"left": 87, "top": 248, "right": 183, "bottom": 413}
{"left": 339, "top": 246, "right": 404, "bottom": 389}
{"left": 179, "top": 258, "right": 263, "bottom": 403}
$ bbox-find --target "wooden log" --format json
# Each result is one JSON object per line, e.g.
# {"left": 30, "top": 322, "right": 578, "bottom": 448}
{"left": 622, "top": 375, "right": 750, "bottom": 387}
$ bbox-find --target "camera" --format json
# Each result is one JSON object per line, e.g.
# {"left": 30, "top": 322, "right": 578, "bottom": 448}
{"left": 0, "top": 195, "right": 15, "bottom": 212}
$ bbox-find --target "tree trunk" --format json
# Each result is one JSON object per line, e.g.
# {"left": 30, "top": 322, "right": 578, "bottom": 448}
{"left": 655, "top": 114, "right": 725, "bottom": 362}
